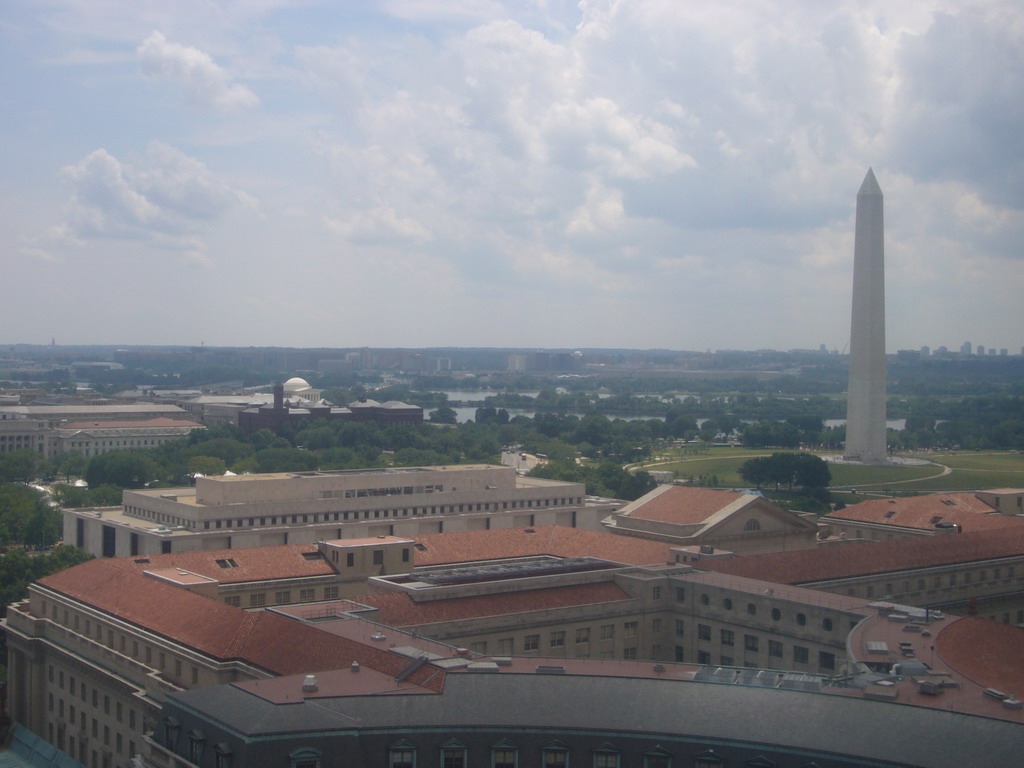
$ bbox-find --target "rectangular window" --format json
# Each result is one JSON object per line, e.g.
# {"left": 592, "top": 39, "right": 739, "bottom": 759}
{"left": 720, "top": 629, "right": 734, "bottom": 646}
{"left": 250, "top": 593, "right": 266, "bottom": 608}
{"left": 675, "top": 586, "right": 685, "bottom": 602}
{"left": 575, "top": 627, "right": 590, "bottom": 644}
{"left": 524, "top": 634, "right": 540, "bottom": 651}
{"left": 497, "top": 638, "right": 513, "bottom": 655}
{"left": 674, "top": 645, "right": 685, "bottom": 662}
{"left": 744, "top": 634, "right": 759, "bottom": 652}
{"left": 442, "top": 749, "right": 466, "bottom": 768}
{"left": 768, "top": 640, "right": 783, "bottom": 658}
{"left": 698, "top": 650, "right": 711, "bottom": 664}
{"left": 674, "top": 619, "right": 685, "bottom": 635}
{"left": 299, "top": 588, "right": 315, "bottom": 602}
{"left": 594, "top": 753, "right": 619, "bottom": 768}
{"left": 390, "top": 749, "right": 415, "bottom": 768}
{"left": 373, "top": 550, "right": 384, "bottom": 565}
{"left": 324, "top": 586, "right": 339, "bottom": 600}
{"left": 794, "top": 646, "right": 809, "bottom": 664}
{"left": 651, "top": 586, "right": 661, "bottom": 600}
{"left": 543, "top": 750, "right": 568, "bottom": 768}
{"left": 224, "top": 596, "right": 240, "bottom": 607}
{"left": 623, "top": 647, "right": 637, "bottom": 660}
{"left": 600, "top": 624, "right": 614, "bottom": 640}
{"left": 274, "top": 591, "right": 292, "bottom": 604}
{"left": 698, "top": 624, "right": 711, "bottom": 641}
{"left": 819, "top": 651, "right": 836, "bottom": 670}
{"left": 493, "top": 749, "right": 517, "bottom": 768}
{"left": 624, "top": 621, "right": 638, "bottom": 637}
{"left": 550, "top": 631, "right": 565, "bottom": 647}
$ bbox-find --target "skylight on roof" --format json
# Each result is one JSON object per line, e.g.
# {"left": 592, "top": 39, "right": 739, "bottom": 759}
{"left": 215, "top": 558, "right": 238, "bottom": 569}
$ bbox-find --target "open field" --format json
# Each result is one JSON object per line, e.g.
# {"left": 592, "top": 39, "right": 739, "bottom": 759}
{"left": 639, "top": 449, "right": 1024, "bottom": 494}
{"left": 910, "top": 452, "right": 1024, "bottom": 472}
{"left": 825, "top": 463, "right": 940, "bottom": 487}
{"left": 894, "top": 470, "right": 1024, "bottom": 492}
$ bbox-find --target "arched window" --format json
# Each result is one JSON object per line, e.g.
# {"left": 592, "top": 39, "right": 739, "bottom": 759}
{"left": 744, "top": 518, "right": 761, "bottom": 531}
{"left": 290, "top": 748, "right": 321, "bottom": 768}
{"left": 389, "top": 741, "right": 416, "bottom": 768}
{"left": 491, "top": 740, "right": 518, "bottom": 768}
{"left": 542, "top": 743, "right": 569, "bottom": 768}
{"left": 644, "top": 746, "right": 672, "bottom": 768}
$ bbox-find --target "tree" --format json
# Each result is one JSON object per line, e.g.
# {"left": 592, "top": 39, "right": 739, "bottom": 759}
{"left": 429, "top": 406, "right": 458, "bottom": 424}
{"left": 55, "top": 451, "right": 87, "bottom": 483}
{"left": 792, "top": 453, "right": 831, "bottom": 488}
{"left": 252, "top": 447, "right": 318, "bottom": 473}
{"left": 85, "top": 451, "right": 158, "bottom": 489}
{"left": 739, "top": 456, "right": 773, "bottom": 489}
{"left": 0, "top": 450, "right": 46, "bottom": 483}
{"left": 187, "top": 456, "right": 227, "bottom": 477}
{"left": 0, "top": 483, "right": 61, "bottom": 546}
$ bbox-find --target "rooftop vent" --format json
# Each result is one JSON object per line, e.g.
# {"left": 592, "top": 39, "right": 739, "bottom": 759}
{"left": 370, "top": 631, "right": 386, "bottom": 641}
{"left": 350, "top": 661, "right": 360, "bottom": 672}
{"left": 302, "top": 675, "right": 318, "bottom": 692}
{"left": 536, "top": 665, "right": 566, "bottom": 675}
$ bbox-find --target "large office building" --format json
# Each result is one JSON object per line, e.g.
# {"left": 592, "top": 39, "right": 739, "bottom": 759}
{"left": 0, "top": 404, "right": 194, "bottom": 458}
{"left": 5, "top": 526, "right": 1023, "bottom": 768}
{"left": 63, "top": 465, "right": 619, "bottom": 558}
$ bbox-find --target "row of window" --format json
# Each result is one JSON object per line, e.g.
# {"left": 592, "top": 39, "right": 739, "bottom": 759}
{"left": 670, "top": 587, "right": 842, "bottom": 633}
{"left": 377, "top": 742, "right": 784, "bottom": 768}
{"left": 47, "top": 674, "right": 137, "bottom": 767}
{"left": 43, "top": 603, "right": 201, "bottom": 686}
{"left": 468, "top": 620, "right": 643, "bottom": 656}
{"left": 845, "top": 564, "right": 1021, "bottom": 599}
{"left": 192, "top": 497, "right": 580, "bottom": 531}
{"left": 224, "top": 585, "right": 340, "bottom": 609}
{"left": 691, "top": 627, "right": 836, "bottom": 670}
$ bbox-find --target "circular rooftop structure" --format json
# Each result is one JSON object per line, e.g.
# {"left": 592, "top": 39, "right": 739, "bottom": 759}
{"left": 283, "top": 377, "right": 311, "bottom": 392}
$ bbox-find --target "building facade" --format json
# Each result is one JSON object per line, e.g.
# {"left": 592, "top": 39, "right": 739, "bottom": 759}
{"left": 63, "top": 465, "right": 617, "bottom": 558}
{"left": 604, "top": 486, "right": 819, "bottom": 554}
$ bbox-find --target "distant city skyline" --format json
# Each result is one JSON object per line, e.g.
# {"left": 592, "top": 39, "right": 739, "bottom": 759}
{"left": 2, "top": 1, "right": 1022, "bottom": 351}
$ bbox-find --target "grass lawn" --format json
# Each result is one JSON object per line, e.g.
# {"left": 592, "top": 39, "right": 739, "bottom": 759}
{"left": 640, "top": 448, "right": 1024, "bottom": 495}
{"left": 825, "top": 463, "right": 940, "bottom": 488}
{"left": 909, "top": 452, "right": 1024, "bottom": 471}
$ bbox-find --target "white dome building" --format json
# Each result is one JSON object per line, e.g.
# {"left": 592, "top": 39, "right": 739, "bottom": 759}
{"left": 282, "top": 377, "right": 320, "bottom": 404}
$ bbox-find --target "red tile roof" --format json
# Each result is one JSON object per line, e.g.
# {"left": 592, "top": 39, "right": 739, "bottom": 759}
{"left": 700, "top": 527, "right": 1024, "bottom": 584}
{"left": 37, "top": 559, "right": 442, "bottom": 690}
{"left": 412, "top": 526, "right": 675, "bottom": 567}
{"left": 624, "top": 486, "right": 747, "bottom": 523}
{"left": 824, "top": 493, "right": 1023, "bottom": 533}
{"left": 936, "top": 616, "right": 1024, "bottom": 695}
{"left": 107, "top": 543, "right": 336, "bottom": 584}
{"left": 351, "top": 582, "right": 632, "bottom": 627}
{"left": 60, "top": 417, "right": 204, "bottom": 429}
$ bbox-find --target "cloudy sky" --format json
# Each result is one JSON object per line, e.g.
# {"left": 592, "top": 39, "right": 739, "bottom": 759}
{"left": 3, "top": 0, "right": 1022, "bottom": 352}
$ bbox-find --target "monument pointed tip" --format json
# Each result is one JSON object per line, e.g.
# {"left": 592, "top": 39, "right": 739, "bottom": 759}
{"left": 858, "top": 168, "right": 882, "bottom": 196}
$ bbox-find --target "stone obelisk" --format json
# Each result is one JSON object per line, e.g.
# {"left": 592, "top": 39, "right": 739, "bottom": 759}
{"left": 844, "top": 168, "right": 887, "bottom": 463}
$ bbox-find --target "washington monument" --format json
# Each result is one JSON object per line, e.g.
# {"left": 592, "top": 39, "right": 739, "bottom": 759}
{"left": 844, "top": 168, "right": 887, "bottom": 463}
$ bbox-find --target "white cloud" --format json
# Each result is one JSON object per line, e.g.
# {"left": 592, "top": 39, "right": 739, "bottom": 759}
{"left": 137, "top": 31, "right": 259, "bottom": 112}
{"left": 58, "top": 143, "right": 252, "bottom": 259}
